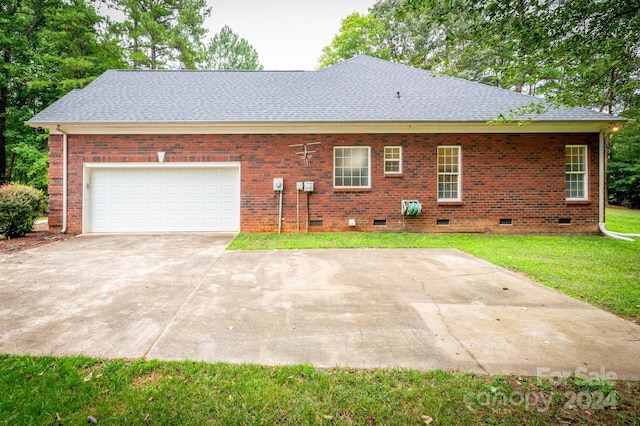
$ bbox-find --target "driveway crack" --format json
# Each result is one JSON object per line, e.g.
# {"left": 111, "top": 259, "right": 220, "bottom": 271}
{"left": 143, "top": 250, "right": 227, "bottom": 359}
{"left": 432, "top": 299, "right": 489, "bottom": 374}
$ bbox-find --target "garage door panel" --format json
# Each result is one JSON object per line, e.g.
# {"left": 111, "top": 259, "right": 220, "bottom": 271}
{"left": 202, "top": 202, "right": 220, "bottom": 212}
{"left": 111, "top": 202, "right": 128, "bottom": 213}
{"left": 128, "top": 218, "right": 146, "bottom": 227}
{"left": 166, "top": 202, "right": 182, "bottom": 212}
{"left": 92, "top": 186, "right": 109, "bottom": 197}
{"left": 185, "top": 185, "right": 201, "bottom": 195}
{"left": 165, "top": 218, "right": 182, "bottom": 227}
{"left": 110, "top": 186, "right": 127, "bottom": 196}
{"left": 147, "top": 185, "right": 163, "bottom": 195}
{"left": 166, "top": 169, "right": 183, "bottom": 179}
{"left": 87, "top": 166, "right": 240, "bottom": 233}
{"left": 130, "top": 203, "right": 145, "bottom": 212}
{"left": 167, "top": 185, "right": 182, "bottom": 195}
{"left": 203, "top": 186, "right": 220, "bottom": 195}
{"left": 184, "top": 202, "right": 200, "bottom": 212}
{"left": 147, "top": 169, "right": 163, "bottom": 179}
{"left": 221, "top": 202, "right": 235, "bottom": 212}
{"left": 147, "top": 202, "right": 163, "bottom": 213}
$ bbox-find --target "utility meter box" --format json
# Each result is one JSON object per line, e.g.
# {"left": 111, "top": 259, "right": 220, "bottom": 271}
{"left": 273, "top": 177, "right": 283, "bottom": 191}
{"left": 303, "top": 181, "right": 314, "bottom": 192}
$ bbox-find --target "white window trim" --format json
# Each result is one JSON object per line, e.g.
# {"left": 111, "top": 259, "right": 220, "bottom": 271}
{"left": 333, "top": 146, "right": 371, "bottom": 188}
{"left": 384, "top": 146, "right": 402, "bottom": 174}
{"left": 566, "top": 145, "right": 588, "bottom": 200}
{"left": 437, "top": 145, "right": 462, "bottom": 202}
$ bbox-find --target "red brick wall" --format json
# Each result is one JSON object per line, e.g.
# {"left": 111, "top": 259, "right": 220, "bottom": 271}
{"left": 47, "top": 132, "right": 600, "bottom": 234}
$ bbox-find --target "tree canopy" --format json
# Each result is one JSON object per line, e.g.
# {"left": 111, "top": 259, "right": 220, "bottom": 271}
{"left": 200, "top": 25, "right": 263, "bottom": 70}
{"left": 1, "top": 0, "right": 264, "bottom": 190}
{"left": 107, "top": 0, "right": 211, "bottom": 69}
{"left": 318, "top": 12, "right": 392, "bottom": 69}
{"left": 0, "top": 0, "right": 124, "bottom": 187}
{"left": 321, "top": 0, "right": 639, "bottom": 115}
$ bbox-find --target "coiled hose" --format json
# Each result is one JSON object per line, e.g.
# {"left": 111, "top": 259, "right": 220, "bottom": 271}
{"left": 403, "top": 201, "right": 422, "bottom": 216}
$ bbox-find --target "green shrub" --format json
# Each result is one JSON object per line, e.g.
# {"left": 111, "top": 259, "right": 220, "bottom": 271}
{"left": 0, "top": 184, "right": 44, "bottom": 239}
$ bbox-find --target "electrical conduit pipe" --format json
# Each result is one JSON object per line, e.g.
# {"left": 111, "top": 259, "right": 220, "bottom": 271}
{"left": 277, "top": 189, "right": 283, "bottom": 234}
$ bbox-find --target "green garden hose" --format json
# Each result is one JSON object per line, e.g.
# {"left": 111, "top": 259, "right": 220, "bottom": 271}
{"left": 403, "top": 201, "right": 422, "bottom": 216}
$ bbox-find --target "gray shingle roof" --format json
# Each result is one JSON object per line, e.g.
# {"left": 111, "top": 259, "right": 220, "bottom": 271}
{"left": 27, "top": 55, "right": 624, "bottom": 125}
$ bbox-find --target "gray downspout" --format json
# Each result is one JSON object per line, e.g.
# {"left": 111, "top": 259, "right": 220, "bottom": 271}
{"left": 55, "top": 125, "right": 68, "bottom": 234}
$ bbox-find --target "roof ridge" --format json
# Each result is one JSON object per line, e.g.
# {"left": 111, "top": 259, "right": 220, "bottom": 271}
{"left": 106, "top": 68, "right": 309, "bottom": 73}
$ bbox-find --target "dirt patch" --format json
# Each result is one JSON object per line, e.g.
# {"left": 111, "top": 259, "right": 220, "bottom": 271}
{"left": 131, "top": 371, "right": 165, "bottom": 388}
{"left": 0, "top": 221, "right": 75, "bottom": 254}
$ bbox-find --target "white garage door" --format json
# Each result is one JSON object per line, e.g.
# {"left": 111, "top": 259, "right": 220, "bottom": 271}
{"left": 86, "top": 166, "right": 240, "bottom": 233}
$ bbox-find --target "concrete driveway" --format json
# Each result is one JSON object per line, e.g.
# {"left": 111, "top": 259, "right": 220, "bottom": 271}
{"left": 1, "top": 234, "right": 639, "bottom": 379}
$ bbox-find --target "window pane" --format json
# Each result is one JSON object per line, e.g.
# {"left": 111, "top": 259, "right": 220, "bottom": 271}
{"left": 437, "top": 146, "right": 460, "bottom": 200}
{"left": 384, "top": 147, "right": 402, "bottom": 173}
{"left": 334, "top": 147, "right": 370, "bottom": 187}
{"left": 385, "top": 161, "right": 399, "bottom": 173}
{"left": 565, "top": 146, "right": 587, "bottom": 199}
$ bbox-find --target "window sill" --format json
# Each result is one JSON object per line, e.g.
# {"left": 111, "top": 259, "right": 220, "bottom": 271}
{"left": 437, "top": 201, "right": 464, "bottom": 206}
{"left": 333, "top": 187, "right": 372, "bottom": 193}
{"left": 384, "top": 173, "right": 403, "bottom": 178}
{"left": 566, "top": 199, "right": 591, "bottom": 205}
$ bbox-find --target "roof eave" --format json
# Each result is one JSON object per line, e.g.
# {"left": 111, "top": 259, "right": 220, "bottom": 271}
{"left": 28, "top": 119, "right": 626, "bottom": 135}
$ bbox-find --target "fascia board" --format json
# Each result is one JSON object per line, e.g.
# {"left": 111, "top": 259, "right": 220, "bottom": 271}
{"left": 32, "top": 120, "right": 626, "bottom": 135}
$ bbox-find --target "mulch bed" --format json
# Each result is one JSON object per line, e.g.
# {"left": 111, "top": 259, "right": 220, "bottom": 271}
{"left": 0, "top": 221, "right": 75, "bottom": 254}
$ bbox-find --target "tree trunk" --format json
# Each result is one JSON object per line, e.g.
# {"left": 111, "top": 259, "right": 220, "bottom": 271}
{"left": 0, "top": 48, "right": 10, "bottom": 183}
{"left": 151, "top": 43, "right": 157, "bottom": 69}
{"left": 6, "top": 151, "right": 16, "bottom": 183}
{"left": 514, "top": 82, "right": 524, "bottom": 93}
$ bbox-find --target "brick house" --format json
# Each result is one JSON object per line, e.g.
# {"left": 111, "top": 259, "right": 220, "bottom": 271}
{"left": 27, "top": 55, "right": 625, "bottom": 234}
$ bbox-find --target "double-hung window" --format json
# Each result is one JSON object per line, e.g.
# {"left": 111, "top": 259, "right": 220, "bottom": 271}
{"left": 437, "top": 146, "right": 461, "bottom": 201}
{"left": 384, "top": 146, "right": 402, "bottom": 174}
{"left": 334, "top": 146, "right": 370, "bottom": 188}
{"left": 565, "top": 145, "right": 588, "bottom": 200}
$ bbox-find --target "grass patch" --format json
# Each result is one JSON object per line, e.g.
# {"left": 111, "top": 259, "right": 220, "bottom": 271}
{"left": 2, "top": 354, "right": 638, "bottom": 425}
{"left": 229, "top": 209, "right": 640, "bottom": 324}
{"left": 607, "top": 206, "right": 640, "bottom": 234}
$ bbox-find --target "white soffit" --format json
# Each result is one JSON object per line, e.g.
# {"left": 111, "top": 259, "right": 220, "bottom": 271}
{"left": 44, "top": 120, "right": 620, "bottom": 135}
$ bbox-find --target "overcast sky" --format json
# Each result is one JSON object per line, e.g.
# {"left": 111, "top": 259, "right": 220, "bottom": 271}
{"left": 205, "top": 0, "right": 377, "bottom": 70}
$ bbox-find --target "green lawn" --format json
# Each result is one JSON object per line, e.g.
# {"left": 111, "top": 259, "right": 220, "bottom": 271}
{"left": 230, "top": 208, "right": 640, "bottom": 324}
{"left": 2, "top": 207, "right": 639, "bottom": 424}
{"left": 2, "top": 355, "right": 638, "bottom": 425}
{"left": 606, "top": 206, "right": 640, "bottom": 234}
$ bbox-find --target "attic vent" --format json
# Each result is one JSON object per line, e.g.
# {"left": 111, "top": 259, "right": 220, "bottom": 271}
{"left": 396, "top": 91, "right": 401, "bottom": 99}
